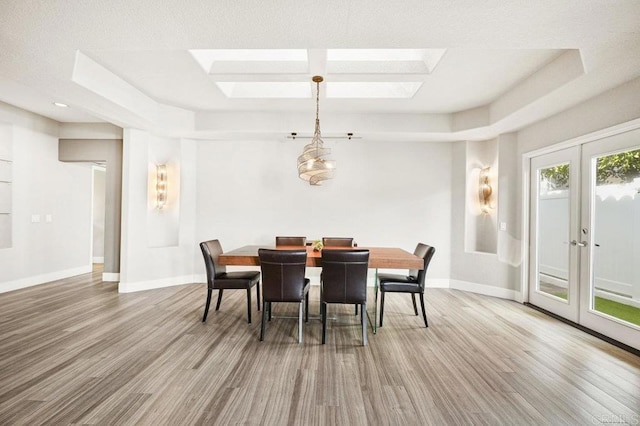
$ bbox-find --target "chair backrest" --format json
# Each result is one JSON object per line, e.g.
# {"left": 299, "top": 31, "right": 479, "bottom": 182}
{"left": 275, "top": 236, "right": 307, "bottom": 246}
{"left": 258, "top": 249, "right": 308, "bottom": 302}
{"left": 321, "top": 249, "right": 370, "bottom": 304}
{"left": 409, "top": 243, "right": 436, "bottom": 288}
{"left": 200, "top": 240, "right": 227, "bottom": 285}
{"left": 322, "top": 237, "right": 355, "bottom": 247}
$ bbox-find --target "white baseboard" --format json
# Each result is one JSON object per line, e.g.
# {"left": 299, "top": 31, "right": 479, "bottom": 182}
{"left": 102, "top": 272, "right": 120, "bottom": 282}
{"left": 118, "top": 274, "right": 197, "bottom": 293}
{"left": 0, "top": 265, "right": 93, "bottom": 294}
{"left": 425, "top": 278, "right": 450, "bottom": 288}
{"left": 118, "top": 273, "right": 520, "bottom": 303}
{"left": 92, "top": 256, "right": 105, "bottom": 263}
{"left": 449, "top": 279, "right": 519, "bottom": 301}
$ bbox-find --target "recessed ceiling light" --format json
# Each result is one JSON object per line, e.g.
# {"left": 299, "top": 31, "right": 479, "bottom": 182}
{"left": 53, "top": 102, "right": 68, "bottom": 108}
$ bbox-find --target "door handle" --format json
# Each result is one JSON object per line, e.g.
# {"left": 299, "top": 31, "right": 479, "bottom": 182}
{"left": 570, "top": 240, "right": 587, "bottom": 247}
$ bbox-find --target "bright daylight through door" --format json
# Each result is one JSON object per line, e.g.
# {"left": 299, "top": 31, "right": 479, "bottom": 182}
{"left": 589, "top": 148, "right": 640, "bottom": 327}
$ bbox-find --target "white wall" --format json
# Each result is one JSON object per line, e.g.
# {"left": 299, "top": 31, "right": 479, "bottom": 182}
{"left": 118, "top": 129, "right": 197, "bottom": 292}
{"left": 195, "top": 138, "right": 452, "bottom": 282}
{"left": 0, "top": 102, "right": 93, "bottom": 292}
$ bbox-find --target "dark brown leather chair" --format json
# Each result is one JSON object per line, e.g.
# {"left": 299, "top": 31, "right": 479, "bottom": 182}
{"left": 321, "top": 237, "right": 357, "bottom": 313}
{"left": 275, "top": 236, "right": 307, "bottom": 246}
{"left": 322, "top": 237, "right": 355, "bottom": 247}
{"left": 378, "top": 243, "right": 435, "bottom": 328}
{"left": 320, "top": 249, "right": 370, "bottom": 345}
{"left": 200, "top": 240, "right": 260, "bottom": 323}
{"left": 258, "top": 249, "right": 310, "bottom": 343}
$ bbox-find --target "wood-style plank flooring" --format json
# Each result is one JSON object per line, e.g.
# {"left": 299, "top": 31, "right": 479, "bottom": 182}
{"left": 0, "top": 267, "right": 639, "bottom": 425}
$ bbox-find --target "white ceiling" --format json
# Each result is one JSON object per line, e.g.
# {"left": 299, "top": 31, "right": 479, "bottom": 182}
{"left": 0, "top": 1, "right": 639, "bottom": 142}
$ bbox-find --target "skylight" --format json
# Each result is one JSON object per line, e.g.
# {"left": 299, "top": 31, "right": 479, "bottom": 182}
{"left": 327, "top": 48, "right": 446, "bottom": 73}
{"left": 215, "top": 82, "right": 311, "bottom": 98}
{"left": 326, "top": 82, "right": 423, "bottom": 99}
{"left": 189, "top": 49, "right": 308, "bottom": 74}
{"left": 327, "top": 49, "right": 426, "bottom": 61}
{"left": 190, "top": 49, "right": 438, "bottom": 99}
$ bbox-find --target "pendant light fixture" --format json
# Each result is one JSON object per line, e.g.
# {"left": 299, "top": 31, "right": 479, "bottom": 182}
{"left": 297, "top": 76, "right": 335, "bottom": 185}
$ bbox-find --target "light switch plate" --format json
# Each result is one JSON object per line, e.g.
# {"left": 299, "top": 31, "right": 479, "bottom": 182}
{"left": 45, "top": 214, "right": 52, "bottom": 223}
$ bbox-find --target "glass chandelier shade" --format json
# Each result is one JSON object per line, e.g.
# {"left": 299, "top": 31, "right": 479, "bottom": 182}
{"left": 297, "top": 76, "right": 335, "bottom": 185}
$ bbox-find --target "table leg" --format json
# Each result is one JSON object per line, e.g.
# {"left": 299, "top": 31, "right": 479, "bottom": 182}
{"left": 366, "top": 268, "right": 379, "bottom": 334}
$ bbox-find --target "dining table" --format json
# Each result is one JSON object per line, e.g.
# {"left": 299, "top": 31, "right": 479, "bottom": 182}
{"left": 218, "top": 245, "right": 423, "bottom": 333}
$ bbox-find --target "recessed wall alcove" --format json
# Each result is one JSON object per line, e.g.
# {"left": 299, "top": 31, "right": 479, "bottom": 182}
{"left": 464, "top": 139, "right": 498, "bottom": 254}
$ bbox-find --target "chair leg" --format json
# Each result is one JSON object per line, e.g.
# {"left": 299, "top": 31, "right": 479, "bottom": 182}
{"left": 412, "top": 293, "right": 418, "bottom": 315}
{"left": 355, "top": 304, "right": 358, "bottom": 315}
{"left": 246, "top": 288, "right": 252, "bottom": 324}
{"left": 321, "top": 302, "right": 327, "bottom": 344}
{"left": 298, "top": 302, "right": 303, "bottom": 344}
{"left": 256, "top": 282, "right": 261, "bottom": 311}
{"left": 268, "top": 302, "right": 272, "bottom": 321}
{"left": 215, "top": 289, "right": 224, "bottom": 311}
{"left": 362, "top": 303, "right": 367, "bottom": 346}
{"left": 419, "top": 293, "right": 428, "bottom": 328}
{"left": 305, "top": 292, "right": 309, "bottom": 323}
{"left": 380, "top": 291, "right": 385, "bottom": 327}
{"left": 202, "top": 288, "right": 212, "bottom": 322}
{"left": 260, "top": 301, "right": 267, "bottom": 341}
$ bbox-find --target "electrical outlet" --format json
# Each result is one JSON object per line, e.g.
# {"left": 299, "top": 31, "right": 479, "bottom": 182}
{"left": 31, "top": 214, "right": 40, "bottom": 223}
{"left": 45, "top": 214, "right": 53, "bottom": 223}
{"left": 499, "top": 222, "right": 507, "bottom": 231}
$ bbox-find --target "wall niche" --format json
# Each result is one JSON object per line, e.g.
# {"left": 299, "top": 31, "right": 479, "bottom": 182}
{"left": 464, "top": 139, "right": 498, "bottom": 254}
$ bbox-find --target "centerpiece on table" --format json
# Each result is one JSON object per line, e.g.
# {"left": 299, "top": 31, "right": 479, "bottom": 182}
{"left": 312, "top": 240, "right": 323, "bottom": 252}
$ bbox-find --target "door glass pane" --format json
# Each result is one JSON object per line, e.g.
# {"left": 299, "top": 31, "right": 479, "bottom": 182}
{"left": 591, "top": 148, "right": 640, "bottom": 326}
{"left": 537, "top": 164, "right": 570, "bottom": 300}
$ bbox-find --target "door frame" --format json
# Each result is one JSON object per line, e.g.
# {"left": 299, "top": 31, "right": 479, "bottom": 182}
{"left": 521, "top": 118, "right": 640, "bottom": 304}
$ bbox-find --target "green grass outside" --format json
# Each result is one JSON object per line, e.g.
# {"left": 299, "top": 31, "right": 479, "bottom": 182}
{"left": 594, "top": 297, "right": 640, "bottom": 327}
{"left": 541, "top": 286, "right": 640, "bottom": 327}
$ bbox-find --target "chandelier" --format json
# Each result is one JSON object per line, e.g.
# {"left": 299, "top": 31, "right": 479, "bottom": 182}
{"left": 297, "top": 76, "right": 335, "bottom": 185}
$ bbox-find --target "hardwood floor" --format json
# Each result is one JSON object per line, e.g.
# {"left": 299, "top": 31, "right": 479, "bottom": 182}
{"left": 0, "top": 269, "right": 639, "bottom": 425}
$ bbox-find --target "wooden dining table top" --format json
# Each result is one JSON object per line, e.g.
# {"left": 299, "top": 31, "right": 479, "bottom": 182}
{"left": 218, "top": 245, "right": 423, "bottom": 270}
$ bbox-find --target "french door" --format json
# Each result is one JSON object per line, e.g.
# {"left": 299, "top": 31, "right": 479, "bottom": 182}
{"left": 529, "top": 147, "right": 581, "bottom": 322}
{"left": 529, "top": 129, "right": 640, "bottom": 350}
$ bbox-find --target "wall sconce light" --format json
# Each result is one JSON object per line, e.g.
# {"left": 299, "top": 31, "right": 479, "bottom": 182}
{"left": 479, "top": 167, "right": 492, "bottom": 214}
{"left": 156, "top": 164, "right": 167, "bottom": 210}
